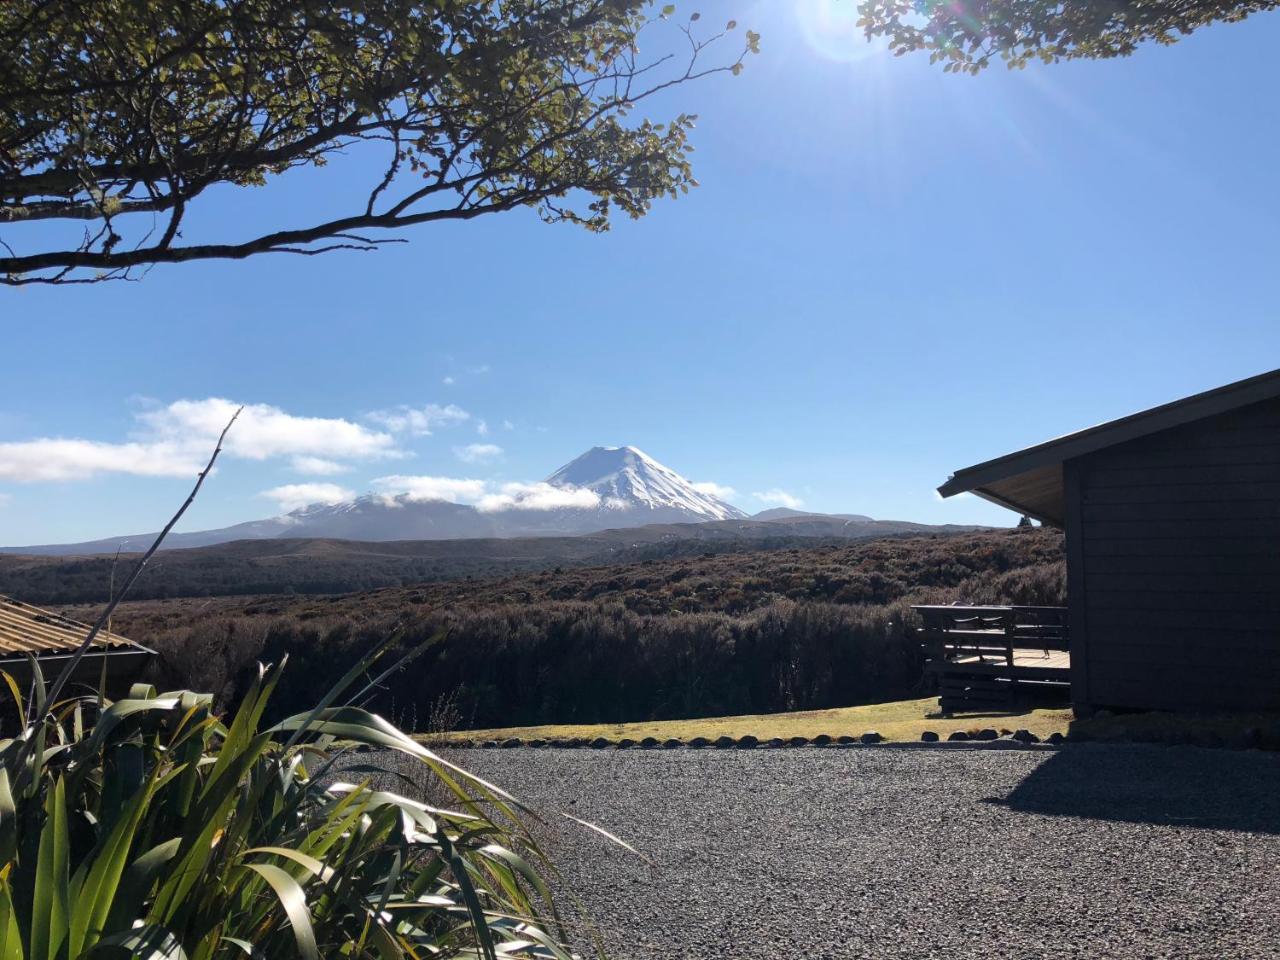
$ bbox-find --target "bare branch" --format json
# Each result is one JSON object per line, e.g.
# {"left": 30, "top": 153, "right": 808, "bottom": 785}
{"left": 36, "top": 408, "right": 241, "bottom": 715}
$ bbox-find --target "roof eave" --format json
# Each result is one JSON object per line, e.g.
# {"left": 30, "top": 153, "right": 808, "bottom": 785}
{"left": 938, "top": 367, "right": 1280, "bottom": 510}
{"left": 968, "top": 487, "right": 1062, "bottom": 528}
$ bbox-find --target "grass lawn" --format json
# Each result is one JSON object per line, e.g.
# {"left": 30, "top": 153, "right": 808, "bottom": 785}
{"left": 430, "top": 697, "right": 1076, "bottom": 744}
{"left": 428, "top": 697, "right": 1280, "bottom": 748}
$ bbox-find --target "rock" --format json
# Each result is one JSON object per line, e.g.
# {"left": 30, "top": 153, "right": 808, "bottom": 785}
{"left": 836, "top": 735, "right": 857, "bottom": 745}
{"left": 527, "top": 738, "right": 547, "bottom": 748}
{"left": 480, "top": 740, "right": 499, "bottom": 749}
{"left": 549, "top": 738, "right": 573, "bottom": 748}
{"left": 920, "top": 731, "right": 939, "bottom": 743}
{"left": 1238, "top": 727, "right": 1263, "bottom": 750}
{"left": 812, "top": 734, "right": 833, "bottom": 746}
{"left": 688, "top": 737, "right": 711, "bottom": 748}
{"left": 714, "top": 735, "right": 737, "bottom": 749}
{"left": 860, "top": 731, "right": 883, "bottom": 744}
{"left": 1011, "top": 729, "right": 1039, "bottom": 744}
{"left": 975, "top": 729, "right": 999, "bottom": 741}
{"left": 1046, "top": 731, "right": 1066, "bottom": 744}
{"left": 1067, "top": 728, "right": 1094, "bottom": 742}
{"left": 500, "top": 738, "right": 523, "bottom": 748}
{"left": 947, "top": 731, "right": 969, "bottom": 742}
{"left": 451, "top": 738, "right": 475, "bottom": 749}
{"left": 568, "top": 737, "right": 589, "bottom": 748}
{"left": 616, "top": 738, "right": 636, "bottom": 749}
{"left": 640, "top": 736, "right": 661, "bottom": 749}
{"left": 737, "top": 735, "right": 759, "bottom": 748}
{"left": 766, "top": 737, "right": 787, "bottom": 748}
{"left": 663, "top": 738, "right": 684, "bottom": 749}
{"left": 788, "top": 736, "right": 810, "bottom": 747}
{"left": 591, "top": 737, "right": 612, "bottom": 749}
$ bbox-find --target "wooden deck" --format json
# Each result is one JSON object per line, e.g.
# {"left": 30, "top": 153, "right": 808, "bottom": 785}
{"left": 948, "top": 648, "right": 1070, "bottom": 673}
{"left": 915, "top": 605, "right": 1070, "bottom": 713}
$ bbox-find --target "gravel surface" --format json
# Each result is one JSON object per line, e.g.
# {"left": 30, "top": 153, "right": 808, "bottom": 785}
{"left": 442, "top": 744, "right": 1280, "bottom": 960}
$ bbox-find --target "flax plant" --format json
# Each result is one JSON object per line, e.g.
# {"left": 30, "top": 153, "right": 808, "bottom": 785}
{"left": 0, "top": 647, "right": 573, "bottom": 959}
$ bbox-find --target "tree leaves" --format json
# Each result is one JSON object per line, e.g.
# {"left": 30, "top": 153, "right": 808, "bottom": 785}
{"left": 0, "top": 1, "right": 760, "bottom": 284}
{"left": 856, "top": 0, "right": 1276, "bottom": 72}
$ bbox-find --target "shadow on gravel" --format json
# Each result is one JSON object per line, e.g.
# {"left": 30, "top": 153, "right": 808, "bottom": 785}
{"left": 985, "top": 745, "right": 1280, "bottom": 834}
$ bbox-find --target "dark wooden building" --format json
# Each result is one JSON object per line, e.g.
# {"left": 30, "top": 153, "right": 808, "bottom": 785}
{"left": 936, "top": 369, "right": 1280, "bottom": 715}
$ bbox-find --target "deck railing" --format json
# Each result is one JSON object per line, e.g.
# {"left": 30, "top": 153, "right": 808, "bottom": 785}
{"left": 914, "top": 605, "right": 1069, "bottom": 713}
{"left": 914, "top": 604, "right": 1068, "bottom": 669}
{"left": 916, "top": 604, "right": 1064, "bottom": 665}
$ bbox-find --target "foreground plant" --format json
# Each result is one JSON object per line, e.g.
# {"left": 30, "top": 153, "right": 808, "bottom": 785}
{"left": 0, "top": 653, "right": 572, "bottom": 959}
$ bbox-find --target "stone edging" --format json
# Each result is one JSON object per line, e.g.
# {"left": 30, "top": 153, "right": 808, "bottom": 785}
{"left": 432, "top": 728, "right": 1066, "bottom": 751}
{"left": 429, "top": 728, "right": 1279, "bottom": 752}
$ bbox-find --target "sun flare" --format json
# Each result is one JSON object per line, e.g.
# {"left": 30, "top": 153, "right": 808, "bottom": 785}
{"left": 795, "top": 0, "right": 890, "bottom": 62}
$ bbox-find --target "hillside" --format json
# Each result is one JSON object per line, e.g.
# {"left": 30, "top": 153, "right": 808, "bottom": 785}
{"left": 1, "top": 445, "right": 747, "bottom": 554}
{"left": 81, "top": 528, "right": 1064, "bottom": 731}
{"left": 0, "top": 515, "right": 986, "bottom": 604}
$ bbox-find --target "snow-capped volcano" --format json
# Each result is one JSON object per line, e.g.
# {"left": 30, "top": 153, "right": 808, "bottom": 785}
{"left": 546, "top": 446, "right": 747, "bottom": 522}
{"left": 5, "top": 446, "right": 750, "bottom": 553}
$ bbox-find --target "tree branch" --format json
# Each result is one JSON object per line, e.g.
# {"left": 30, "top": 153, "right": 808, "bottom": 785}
{"left": 13, "top": 408, "right": 241, "bottom": 786}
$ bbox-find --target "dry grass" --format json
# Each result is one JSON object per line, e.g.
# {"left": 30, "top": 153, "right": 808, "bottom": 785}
{"left": 429, "top": 696, "right": 1076, "bottom": 743}
{"left": 431, "top": 698, "right": 1280, "bottom": 748}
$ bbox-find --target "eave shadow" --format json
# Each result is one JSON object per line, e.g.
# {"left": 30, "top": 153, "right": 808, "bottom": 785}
{"left": 985, "top": 744, "right": 1280, "bottom": 835}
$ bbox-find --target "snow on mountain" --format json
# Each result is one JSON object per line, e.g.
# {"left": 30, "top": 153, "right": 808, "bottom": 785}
{"left": 546, "top": 446, "right": 748, "bottom": 522}
{"left": 2, "top": 446, "right": 750, "bottom": 553}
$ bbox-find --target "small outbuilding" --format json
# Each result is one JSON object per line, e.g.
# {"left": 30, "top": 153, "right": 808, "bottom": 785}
{"left": 936, "top": 368, "right": 1280, "bottom": 715}
{"left": 0, "top": 595, "right": 153, "bottom": 698}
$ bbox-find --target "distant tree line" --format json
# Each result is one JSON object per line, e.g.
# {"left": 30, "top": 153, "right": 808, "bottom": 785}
{"left": 3, "top": 531, "right": 1015, "bottom": 606}
{"left": 103, "top": 530, "right": 1065, "bottom": 729}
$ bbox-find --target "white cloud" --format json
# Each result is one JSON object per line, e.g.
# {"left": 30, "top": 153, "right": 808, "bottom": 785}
{"left": 0, "top": 398, "right": 401, "bottom": 483}
{"left": 442, "top": 376, "right": 456, "bottom": 386}
{"left": 454, "top": 443, "right": 503, "bottom": 464}
{"left": 259, "top": 483, "right": 354, "bottom": 512}
{"left": 477, "top": 482, "right": 600, "bottom": 513}
{"left": 370, "top": 474, "right": 598, "bottom": 512}
{"left": 502, "top": 420, "right": 515, "bottom": 431}
{"left": 141, "top": 399, "right": 397, "bottom": 461}
{"left": 370, "top": 474, "right": 488, "bottom": 504}
{"left": 476, "top": 419, "right": 490, "bottom": 437}
{"left": 291, "top": 456, "right": 351, "bottom": 476}
{"left": 753, "top": 488, "right": 804, "bottom": 509}
{"left": 691, "top": 481, "right": 737, "bottom": 500}
{"left": 367, "top": 403, "right": 469, "bottom": 436}
{"left": 0, "top": 438, "right": 204, "bottom": 481}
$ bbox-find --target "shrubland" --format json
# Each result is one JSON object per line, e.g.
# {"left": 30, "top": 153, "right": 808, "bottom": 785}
{"left": 85, "top": 529, "right": 1064, "bottom": 731}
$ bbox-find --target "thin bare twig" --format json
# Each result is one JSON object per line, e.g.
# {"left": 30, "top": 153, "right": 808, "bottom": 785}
{"left": 35, "top": 407, "right": 242, "bottom": 716}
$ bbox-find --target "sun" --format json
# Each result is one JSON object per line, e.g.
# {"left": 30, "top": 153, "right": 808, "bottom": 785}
{"left": 795, "top": 0, "right": 890, "bottom": 63}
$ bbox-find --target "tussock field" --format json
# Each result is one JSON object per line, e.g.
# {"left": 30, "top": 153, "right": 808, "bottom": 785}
{"left": 73, "top": 528, "right": 1064, "bottom": 731}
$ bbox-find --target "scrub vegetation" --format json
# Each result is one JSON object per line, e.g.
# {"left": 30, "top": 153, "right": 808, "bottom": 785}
{"left": 86, "top": 529, "right": 1065, "bottom": 731}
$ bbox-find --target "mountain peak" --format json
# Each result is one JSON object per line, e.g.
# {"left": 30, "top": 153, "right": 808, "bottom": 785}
{"left": 546, "top": 446, "right": 746, "bottom": 521}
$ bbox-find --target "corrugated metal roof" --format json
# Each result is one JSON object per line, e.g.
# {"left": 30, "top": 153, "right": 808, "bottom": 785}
{"left": 0, "top": 595, "right": 142, "bottom": 657}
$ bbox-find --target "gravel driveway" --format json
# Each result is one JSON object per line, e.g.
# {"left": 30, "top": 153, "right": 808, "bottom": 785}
{"left": 445, "top": 744, "right": 1280, "bottom": 960}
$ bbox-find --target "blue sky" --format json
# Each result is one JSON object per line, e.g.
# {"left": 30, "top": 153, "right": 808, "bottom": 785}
{"left": 3, "top": 1, "right": 1280, "bottom": 546}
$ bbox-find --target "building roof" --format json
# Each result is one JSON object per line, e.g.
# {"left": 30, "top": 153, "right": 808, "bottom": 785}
{"left": 0, "top": 595, "right": 144, "bottom": 659}
{"left": 938, "top": 368, "right": 1280, "bottom": 526}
